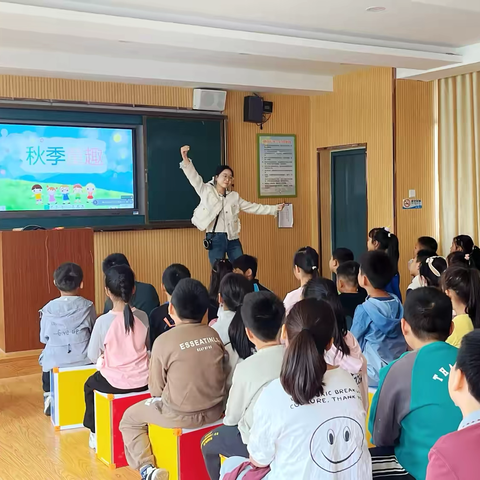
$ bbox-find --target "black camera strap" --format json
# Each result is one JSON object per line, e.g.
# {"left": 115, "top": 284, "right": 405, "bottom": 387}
{"left": 210, "top": 212, "right": 220, "bottom": 235}
{"left": 210, "top": 195, "right": 225, "bottom": 235}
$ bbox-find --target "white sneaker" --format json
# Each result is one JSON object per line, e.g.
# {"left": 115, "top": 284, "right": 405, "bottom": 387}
{"left": 141, "top": 465, "right": 169, "bottom": 480}
{"left": 43, "top": 393, "right": 51, "bottom": 416}
{"left": 89, "top": 432, "right": 97, "bottom": 450}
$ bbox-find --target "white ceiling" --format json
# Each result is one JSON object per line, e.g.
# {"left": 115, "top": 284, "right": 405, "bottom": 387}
{"left": 6, "top": 0, "right": 480, "bottom": 47}
{"left": 0, "top": 0, "right": 478, "bottom": 94}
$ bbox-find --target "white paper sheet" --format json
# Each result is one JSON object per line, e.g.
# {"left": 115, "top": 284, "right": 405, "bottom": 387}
{"left": 278, "top": 203, "right": 293, "bottom": 228}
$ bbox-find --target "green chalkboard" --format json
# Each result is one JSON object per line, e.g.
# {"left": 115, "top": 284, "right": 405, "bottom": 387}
{"left": 146, "top": 117, "right": 224, "bottom": 223}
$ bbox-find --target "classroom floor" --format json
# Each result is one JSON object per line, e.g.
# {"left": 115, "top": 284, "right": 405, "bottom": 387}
{"left": 0, "top": 373, "right": 138, "bottom": 480}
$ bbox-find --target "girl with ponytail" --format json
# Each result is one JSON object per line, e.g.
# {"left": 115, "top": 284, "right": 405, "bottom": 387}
{"left": 303, "top": 278, "right": 369, "bottom": 412}
{"left": 442, "top": 265, "right": 480, "bottom": 347}
{"left": 211, "top": 273, "right": 254, "bottom": 389}
{"left": 84, "top": 265, "right": 149, "bottom": 448}
{"left": 221, "top": 298, "right": 371, "bottom": 479}
{"left": 284, "top": 246, "right": 319, "bottom": 314}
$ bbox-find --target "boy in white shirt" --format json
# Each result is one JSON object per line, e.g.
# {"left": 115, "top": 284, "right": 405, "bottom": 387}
{"left": 201, "top": 291, "right": 285, "bottom": 480}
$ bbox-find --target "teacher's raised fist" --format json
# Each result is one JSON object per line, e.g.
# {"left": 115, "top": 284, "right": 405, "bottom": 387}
{"left": 181, "top": 145, "right": 190, "bottom": 161}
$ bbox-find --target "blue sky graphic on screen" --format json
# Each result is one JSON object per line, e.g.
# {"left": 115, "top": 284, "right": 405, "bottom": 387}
{"left": 0, "top": 123, "right": 135, "bottom": 212}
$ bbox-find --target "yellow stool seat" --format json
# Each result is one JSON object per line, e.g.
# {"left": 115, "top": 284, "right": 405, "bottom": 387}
{"left": 95, "top": 390, "right": 151, "bottom": 469}
{"left": 50, "top": 365, "right": 96, "bottom": 431}
{"left": 149, "top": 421, "right": 223, "bottom": 480}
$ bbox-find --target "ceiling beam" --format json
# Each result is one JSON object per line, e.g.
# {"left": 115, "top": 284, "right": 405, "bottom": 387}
{"left": 397, "top": 42, "right": 480, "bottom": 81}
{"left": 0, "top": 47, "right": 334, "bottom": 95}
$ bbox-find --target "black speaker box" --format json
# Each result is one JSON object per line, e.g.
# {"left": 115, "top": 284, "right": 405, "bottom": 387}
{"left": 244, "top": 96, "right": 263, "bottom": 123}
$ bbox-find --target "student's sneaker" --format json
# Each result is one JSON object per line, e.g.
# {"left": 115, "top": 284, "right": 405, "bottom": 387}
{"left": 140, "top": 464, "right": 169, "bottom": 480}
{"left": 43, "top": 393, "right": 51, "bottom": 416}
{"left": 89, "top": 432, "right": 97, "bottom": 450}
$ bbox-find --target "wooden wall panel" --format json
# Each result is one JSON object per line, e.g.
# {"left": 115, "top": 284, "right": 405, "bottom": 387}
{"left": 0, "top": 233, "right": 4, "bottom": 351}
{"left": 225, "top": 91, "right": 313, "bottom": 299}
{"left": 94, "top": 228, "right": 211, "bottom": 309}
{"left": 0, "top": 229, "right": 94, "bottom": 352}
{"left": 311, "top": 68, "right": 394, "bottom": 233}
{"left": 395, "top": 79, "right": 436, "bottom": 293}
{"left": 0, "top": 75, "right": 192, "bottom": 108}
{"left": 318, "top": 149, "right": 332, "bottom": 276}
{"left": 311, "top": 68, "right": 394, "bottom": 269}
{"left": 2, "top": 231, "right": 48, "bottom": 351}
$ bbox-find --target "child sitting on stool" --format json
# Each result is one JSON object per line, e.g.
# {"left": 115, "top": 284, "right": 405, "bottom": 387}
{"left": 39, "top": 262, "right": 96, "bottom": 416}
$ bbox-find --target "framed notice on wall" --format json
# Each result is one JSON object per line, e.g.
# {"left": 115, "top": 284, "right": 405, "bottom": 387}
{"left": 257, "top": 134, "right": 297, "bottom": 198}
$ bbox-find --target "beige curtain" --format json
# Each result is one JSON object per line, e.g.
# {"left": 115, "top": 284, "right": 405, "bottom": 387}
{"left": 438, "top": 73, "right": 480, "bottom": 255}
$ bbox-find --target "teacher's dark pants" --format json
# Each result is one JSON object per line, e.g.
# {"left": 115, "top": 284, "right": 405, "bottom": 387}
{"left": 208, "top": 233, "right": 243, "bottom": 266}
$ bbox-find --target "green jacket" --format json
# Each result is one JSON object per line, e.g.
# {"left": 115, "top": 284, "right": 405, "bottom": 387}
{"left": 369, "top": 342, "right": 462, "bottom": 480}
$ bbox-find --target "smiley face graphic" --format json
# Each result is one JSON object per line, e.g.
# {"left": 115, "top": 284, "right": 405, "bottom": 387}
{"left": 310, "top": 416, "right": 364, "bottom": 473}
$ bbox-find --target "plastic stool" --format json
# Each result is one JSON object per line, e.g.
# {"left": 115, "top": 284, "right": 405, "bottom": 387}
{"left": 95, "top": 390, "right": 151, "bottom": 469}
{"left": 366, "top": 387, "right": 377, "bottom": 448}
{"left": 149, "top": 420, "right": 223, "bottom": 480}
{"left": 50, "top": 365, "right": 96, "bottom": 431}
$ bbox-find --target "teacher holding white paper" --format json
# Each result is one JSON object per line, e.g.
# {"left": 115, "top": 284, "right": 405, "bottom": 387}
{"left": 180, "top": 145, "right": 284, "bottom": 266}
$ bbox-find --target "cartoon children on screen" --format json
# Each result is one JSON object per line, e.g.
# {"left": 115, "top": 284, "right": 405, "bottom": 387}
{"left": 73, "top": 184, "right": 82, "bottom": 204}
{"left": 31, "top": 183, "right": 98, "bottom": 206}
{"left": 86, "top": 183, "right": 95, "bottom": 202}
{"left": 59, "top": 185, "right": 70, "bottom": 204}
{"left": 31, "top": 184, "right": 43, "bottom": 204}
{"left": 47, "top": 186, "right": 56, "bottom": 204}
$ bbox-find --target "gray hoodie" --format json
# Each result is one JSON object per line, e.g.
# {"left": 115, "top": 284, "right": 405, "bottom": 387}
{"left": 39, "top": 296, "right": 96, "bottom": 372}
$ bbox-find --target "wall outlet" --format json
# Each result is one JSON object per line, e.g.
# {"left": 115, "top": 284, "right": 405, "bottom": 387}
{"left": 409, "top": 189, "right": 416, "bottom": 198}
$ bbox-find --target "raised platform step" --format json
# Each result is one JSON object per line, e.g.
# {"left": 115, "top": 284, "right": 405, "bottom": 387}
{"left": 0, "top": 349, "right": 42, "bottom": 379}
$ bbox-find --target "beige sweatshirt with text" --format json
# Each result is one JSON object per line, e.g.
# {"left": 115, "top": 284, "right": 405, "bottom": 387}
{"left": 149, "top": 323, "right": 227, "bottom": 414}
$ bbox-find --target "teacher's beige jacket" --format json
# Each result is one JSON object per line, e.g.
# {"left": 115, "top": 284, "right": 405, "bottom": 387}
{"left": 180, "top": 160, "right": 278, "bottom": 240}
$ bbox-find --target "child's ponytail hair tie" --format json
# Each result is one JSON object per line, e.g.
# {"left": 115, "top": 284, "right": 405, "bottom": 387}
{"left": 426, "top": 256, "right": 443, "bottom": 277}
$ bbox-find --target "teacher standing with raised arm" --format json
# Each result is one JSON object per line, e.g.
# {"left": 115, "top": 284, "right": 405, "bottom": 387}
{"left": 180, "top": 145, "right": 284, "bottom": 266}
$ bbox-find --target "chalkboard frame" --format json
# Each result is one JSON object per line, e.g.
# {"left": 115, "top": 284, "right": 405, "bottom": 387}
{"left": 144, "top": 113, "right": 227, "bottom": 228}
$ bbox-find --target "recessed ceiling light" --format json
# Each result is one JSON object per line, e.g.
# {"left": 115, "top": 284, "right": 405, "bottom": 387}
{"left": 366, "top": 6, "right": 386, "bottom": 12}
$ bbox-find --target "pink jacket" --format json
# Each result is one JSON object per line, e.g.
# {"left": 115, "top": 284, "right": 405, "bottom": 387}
{"left": 88, "top": 310, "right": 149, "bottom": 389}
{"left": 325, "top": 331, "right": 369, "bottom": 412}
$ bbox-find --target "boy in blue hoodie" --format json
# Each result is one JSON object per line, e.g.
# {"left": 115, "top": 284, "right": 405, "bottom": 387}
{"left": 39, "top": 262, "right": 96, "bottom": 416}
{"left": 351, "top": 250, "right": 406, "bottom": 386}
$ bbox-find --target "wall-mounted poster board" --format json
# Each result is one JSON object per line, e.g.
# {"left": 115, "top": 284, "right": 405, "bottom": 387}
{"left": 257, "top": 134, "right": 297, "bottom": 198}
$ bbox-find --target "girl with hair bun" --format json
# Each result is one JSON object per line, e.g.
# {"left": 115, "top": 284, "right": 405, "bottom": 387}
{"left": 283, "top": 246, "right": 319, "bottom": 314}
{"left": 419, "top": 256, "right": 447, "bottom": 288}
{"left": 451, "top": 234, "right": 480, "bottom": 270}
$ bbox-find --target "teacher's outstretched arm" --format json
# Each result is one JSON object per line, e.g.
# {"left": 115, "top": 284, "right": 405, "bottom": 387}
{"left": 239, "top": 198, "right": 285, "bottom": 215}
{"left": 179, "top": 145, "right": 207, "bottom": 197}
